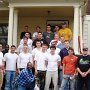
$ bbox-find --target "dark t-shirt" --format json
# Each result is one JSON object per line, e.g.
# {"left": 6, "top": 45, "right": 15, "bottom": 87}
{"left": 43, "top": 32, "right": 54, "bottom": 44}
{"left": 32, "top": 38, "right": 49, "bottom": 48}
{"left": 77, "top": 55, "right": 90, "bottom": 77}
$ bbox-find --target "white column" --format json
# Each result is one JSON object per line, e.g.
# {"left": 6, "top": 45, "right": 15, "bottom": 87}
{"left": 13, "top": 10, "right": 18, "bottom": 47}
{"left": 73, "top": 6, "right": 79, "bottom": 54}
{"left": 8, "top": 6, "right": 14, "bottom": 46}
{"left": 79, "top": 7, "right": 83, "bottom": 53}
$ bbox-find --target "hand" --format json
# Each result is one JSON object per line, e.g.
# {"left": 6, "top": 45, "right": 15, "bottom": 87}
{"left": 81, "top": 72, "right": 86, "bottom": 77}
{"left": 35, "top": 70, "right": 38, "bottom": 76}
{"left": 16, "top": 70, "right": 20, "bottom": 74}
{"left": 72, "top": 75, "right": 75, "bottom": 80}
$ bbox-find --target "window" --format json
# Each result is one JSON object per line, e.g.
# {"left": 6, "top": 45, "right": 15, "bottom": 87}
{"left": 0, "top": 24, "right": 8, "bottom": 49}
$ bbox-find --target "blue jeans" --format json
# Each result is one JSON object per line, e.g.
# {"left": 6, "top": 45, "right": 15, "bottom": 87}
{"left": 59, "top": 71, "right": 68, "bottom": 90}
{"left": 17, "top": 86, "right": 26, "bottom": 90}
{"left": 60, "top": 70, "right": 63, "bottom": 85}
{"left": 60, "top": 75, "right": 74, "bottom": 90}
{"left": 4, "top": 71, "right": 16, "bottom": 90}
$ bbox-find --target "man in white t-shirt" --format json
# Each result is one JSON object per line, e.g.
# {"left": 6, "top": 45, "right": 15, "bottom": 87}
{"left": 20, "top": 32, "right": 32, "bottom": 46}
{"left": 32, "top": 40, "right": 42, "bottom": 64}
{"left": 17, "top": 37, "right": 32, "bottom": 54}
{"left": 17, "top": 45, "right": 33, "bottom": 73}
{"left": 45, "top": 46, "right": 61, "bottom": 90}
{"left": 34, "top": 44, "right": 47, "bottom": 90}
{"left": 0, "top": 44, "right": 4, "bottom": 89}
{"left": 3, "top": 45, "right": 18, "bottom": 90}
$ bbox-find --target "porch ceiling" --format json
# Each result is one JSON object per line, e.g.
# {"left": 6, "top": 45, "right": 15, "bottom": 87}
{"left": 18, "top": 6, "right": 74, "bottom": 17}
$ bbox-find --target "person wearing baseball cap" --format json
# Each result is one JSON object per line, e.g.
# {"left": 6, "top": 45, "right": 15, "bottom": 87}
{"left": 76, "top": 47, "right": 90, "bottom": 90}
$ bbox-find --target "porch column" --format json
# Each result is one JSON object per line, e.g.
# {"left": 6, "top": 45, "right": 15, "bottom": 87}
{"left": 73, "top": 6, "right": 79, "bottom": 53}
{"left": 79, "top": 7, "right": 83, "bottom": 53}
{"left": 8, "top": 6, "right": 14, "bottom": 46}
{"left": 13, "top": 10, "right": 18, "bottom": 47}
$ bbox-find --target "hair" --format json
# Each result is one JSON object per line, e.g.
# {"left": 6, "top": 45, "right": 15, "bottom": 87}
{"left": 11, "top": 45, "right": 16, "bottom": 48}
{"left": 36, "top": 26, "right": 41, "bottom": 29}
{"left": 61, "top": 22, "right": 67, "bottom": 25}
{"left": 64, "top": 40, "right": 69, "bottom": 42}
{"left": 55, "top": 25, "right": 59, "bottom": 27}
{"left": 41, "top": 44, "right": 47, "bottom": 47}
{"left": 47, "top": 24, "right": 51, "bottom": 27}
{"left": 23, "top": 36, "right": 28, "bottom": 39}
{"left": 5, "top": 44, "right": 9, "bottom": 48}
{"left": 38, "top": 32, "right": 42, "bottom": 34}
{"left": 36, "top": 40, "right": 41, "bottom": 43}
{"left": 50, "top": 45, "right": 56, "bottom": 50}
{"left": 68, "top": 47, "right": 74, "bottom": 52}
{"left": 25, "top": 32, "right": 29, "bottom": 34}
{"left": 0, "top": 43, "right": 2, "bottom": 45}
{"left": 25, "top": 25, "right": 28, "bottom": 27}
{"left": 27, "top": 62, "right": 32, "bottom": 66}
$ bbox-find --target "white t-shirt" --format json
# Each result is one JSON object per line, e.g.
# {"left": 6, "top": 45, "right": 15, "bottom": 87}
{"left": 46, "top": 53, "right": 61, "bottom": 71}
{"left": 3, "top": 53, "right": 18, "bottom": 71}
{"left": 17, "top": 52, "right": 33, "bottom": 69}
{"left": 20, "top": 39, "right": 32, "bottom": 46}
{"left": 32, "top": 48, "right": 41, "bottom": 57}
{"left": 47, "top": 48, "right": 60, "bottom": 55}
{"left": 34, "top": 51, "right": 47, "bottom": 71}
{"left": 0, "top": 52, "right": 3, "bottom": 65}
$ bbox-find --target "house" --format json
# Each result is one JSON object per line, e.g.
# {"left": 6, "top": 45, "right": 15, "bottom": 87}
{"left": 0, "top": 0, "right": 90, "bottom": 53}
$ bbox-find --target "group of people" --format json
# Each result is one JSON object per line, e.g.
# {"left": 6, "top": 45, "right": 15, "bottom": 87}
{"left": 0, "top": 22, "right": 90, "bottom": 90}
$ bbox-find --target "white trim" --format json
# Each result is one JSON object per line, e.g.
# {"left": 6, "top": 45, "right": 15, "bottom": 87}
{"left": 13, "top": 10, "right": 18, "bottom": 47}
{"left": 9, "top": 2, "right": 80, "bottom": 7}
{"left": 8, "top": 7, "right": 14, "bottom": 46}
{"left": 73, "top": 6, "right": 79, "bottom": 53}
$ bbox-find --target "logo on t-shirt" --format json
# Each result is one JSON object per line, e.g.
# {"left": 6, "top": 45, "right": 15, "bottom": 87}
{"left": 79, "top": 58, "right": 89, "bottom": 64}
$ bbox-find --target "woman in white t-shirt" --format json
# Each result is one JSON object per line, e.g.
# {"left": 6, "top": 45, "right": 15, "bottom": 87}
{"left": 17, "top": 45, "right": 33, "bottom": 74}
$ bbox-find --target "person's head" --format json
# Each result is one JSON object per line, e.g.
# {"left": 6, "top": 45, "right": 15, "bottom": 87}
{"left": 60, "top": 36, "right": 65, "bottom": 43}
{"left": 23, "top": 36, "right": 28, "bottom": 44}
{"left": 54, "top": 34, "right": 59, "bottom": 40}
{"left": 61, "top": 22, "right": 67, "bottom": 29}
{"left": 0, "top": 43, "right": 2, "bottom": 51}
{"left": 54, "top": 25, "right": 60, "bottom": 31}
{"left": 25, "top": 32, "right": 30, "bottom": 38}
{"left": 82, "top": 47, "right": 88, "bottom": 56}
{"left": 46, "top": 24, "right": 51, "bottom": 31}
{"left": 11, "top": 45, "right": 16, "bottom": 53}
{"left": 23, "top": 45, "right": 29, "bottom": 53}
{"left": 50, "top": 45, "right": 56, "bottom": 54}
{"left": 64, "top": 40, "right": 70, "bottom": 49}
{"left": 51, "top": 40, "right": 57, "bottom": 46}
{"left": 36, "top": 40, "right": 41, "bottom": 48}
{"left": 27, "top": 62, "right": 33, "bottom": 70}
{"left": 5, "top": 44, "right": 9, "bottom": 51}
{"left": 36, "top": 26, "right": 41, "bottom": 32}
{"left": 24, "top": 25, "right": 29, "bottom": 32}
{"left": 68, "top": 47, "right": 74, "bottom": 56}
{"left": 41, "top": 44, "right": 47, "bottom": 52}
{"left": 37, "top": 32, "right": 42, "bottom": 39}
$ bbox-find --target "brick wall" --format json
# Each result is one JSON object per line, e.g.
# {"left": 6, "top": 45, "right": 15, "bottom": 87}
{"left": 86, "top": 0, "right": 90, "bottom": 15}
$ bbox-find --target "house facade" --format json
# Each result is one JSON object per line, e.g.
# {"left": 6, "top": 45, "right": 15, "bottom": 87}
{"left": 0, "top": 0, "right": 90, "bottom": 53}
